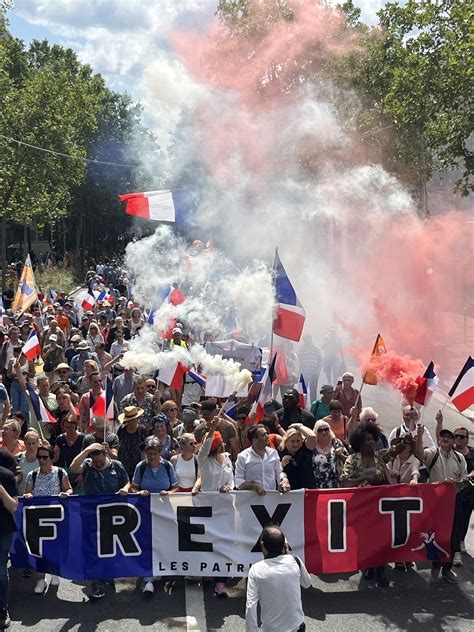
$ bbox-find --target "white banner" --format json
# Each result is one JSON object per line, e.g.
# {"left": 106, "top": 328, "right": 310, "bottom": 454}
{"left": 151, "top": 490, "right": 305, "bottom": 576}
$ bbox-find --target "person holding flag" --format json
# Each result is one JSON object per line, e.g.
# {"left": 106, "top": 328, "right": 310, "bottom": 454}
{"left": 7, "top": 345, "right": 35, "bottom": 421}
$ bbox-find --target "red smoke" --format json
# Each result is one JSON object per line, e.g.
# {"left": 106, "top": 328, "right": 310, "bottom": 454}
{"left": 370, "top": 352, "right": 425, "bottom": 405}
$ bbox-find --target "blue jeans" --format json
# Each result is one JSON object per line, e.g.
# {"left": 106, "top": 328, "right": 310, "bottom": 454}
{"left": 0, "top": 533, "right": 13, "bottom": 610}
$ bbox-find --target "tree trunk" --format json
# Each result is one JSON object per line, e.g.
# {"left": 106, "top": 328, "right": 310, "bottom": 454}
{"left": 1, "top": 215, "right": 7, "bottom": 293}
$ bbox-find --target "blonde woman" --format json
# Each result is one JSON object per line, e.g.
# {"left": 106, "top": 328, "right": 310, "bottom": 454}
{"left": 0, "top": 420, "right": 25, "bottom": 457}
{"left": 312, "top": 420, "right": 348, "bottom": 489}
{"left": 279, "top": 424, "right": 317, "bottom": 489}
{"left": 86, "top": 323, "right": 104, "bottom": 350}
{"left": 161, "top": 400, "right": 181, "bottom": 431}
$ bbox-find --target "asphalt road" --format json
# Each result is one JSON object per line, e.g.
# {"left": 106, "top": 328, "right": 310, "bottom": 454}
{"left": 7, "top": 387, "right": 474, "bottom": 631}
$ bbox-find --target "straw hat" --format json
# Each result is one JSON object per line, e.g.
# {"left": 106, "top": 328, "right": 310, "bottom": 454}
{"left": 118, "top": 406, "right": 144, "bottom": 423}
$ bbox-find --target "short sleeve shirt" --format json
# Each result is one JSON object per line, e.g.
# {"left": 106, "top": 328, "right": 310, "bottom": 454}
{"left": 132, "top": 460, "right": 177, "bottom": 493}
{"left": 82, "top": 458, "right": 129, "bottom": 494}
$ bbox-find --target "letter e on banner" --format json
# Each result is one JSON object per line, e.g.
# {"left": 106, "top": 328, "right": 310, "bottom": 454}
{"left": 23, "top": 505, "right": 64, "bottom": 558}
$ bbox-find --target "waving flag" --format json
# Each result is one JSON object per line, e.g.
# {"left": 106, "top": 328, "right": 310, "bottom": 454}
{"left": 158, "top": 359, "right": 189, "bottom": 390}
{"left": 81, "top": 285, "right": 96, "bottom": 311}
{"left": 119, "top": 188, "right": 196, "bottom": 224}
{"left": 250, "top": 354, "right": 277, "bottom": 423}
{"left": 187, "top": 368, "right": 207, "bottom": 388}
{"left": 448, "top": 356, "right": 474, "bottom": 412}
{"left": 295, "top": 373, "right": 308, "bottom": 409}
{"left": 12, "top": 255, "right": 38, "bottom": 316}
{"left": 23, "top": 329, "right": 41, "bottom": 361}
{"left": 27, "top": 384, "right": 57, "bottom": 424}
{"left": 415, "top": 361, "right": 439, "bottom": 406}
{"left": 363, "top": 334, "right": 387, "bottom": 386}
{"left": 272, "top": 249, "right": 306, "bottom": 342}
{"left": 90, "top": 378, "right": 114, "bottom": 421}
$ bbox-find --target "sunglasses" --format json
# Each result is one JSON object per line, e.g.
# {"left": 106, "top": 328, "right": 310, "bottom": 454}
{"left": 181, "top": 441, "right": 196, "bottom": 446}
{"left": 37, "top": 455, "right": 51, "bottom": 461}
{"left": 317, "top": 428, "right": 330, "bottom": 433}
{"left": 454, "top": 434, "right": 468, "bottom": 439}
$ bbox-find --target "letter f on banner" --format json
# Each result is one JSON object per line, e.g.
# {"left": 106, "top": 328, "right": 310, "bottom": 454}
{"left": 23, "top": 506, "right": 65, "bottom": 558}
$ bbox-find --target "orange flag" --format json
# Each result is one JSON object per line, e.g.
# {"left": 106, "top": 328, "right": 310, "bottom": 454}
{"left": 363, "top": 334, "right": 386, "bottom": 385}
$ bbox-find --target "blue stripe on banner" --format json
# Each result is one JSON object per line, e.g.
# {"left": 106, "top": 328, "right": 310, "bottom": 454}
{"left": 11, "top": 494, "right": 153, "bottom": 580}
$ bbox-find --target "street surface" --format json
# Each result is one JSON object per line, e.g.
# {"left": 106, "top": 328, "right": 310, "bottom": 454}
{"left": 8, "top": 386, "right": 474, "bottom": 631}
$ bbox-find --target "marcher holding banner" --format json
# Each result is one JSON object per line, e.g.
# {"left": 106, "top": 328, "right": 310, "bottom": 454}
{"left": 23, "top": 443, "right": 72, "bottom": 594}
{"left": 0, "top": 462, "right": 19, "bottom": 630}
{"left": 246, "top": 526, "right": 311, "bottom": 632}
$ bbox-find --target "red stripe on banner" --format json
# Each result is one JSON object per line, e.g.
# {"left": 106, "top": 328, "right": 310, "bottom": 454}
{"left": 303, "top": 483, "right": 455, "bottom": 574}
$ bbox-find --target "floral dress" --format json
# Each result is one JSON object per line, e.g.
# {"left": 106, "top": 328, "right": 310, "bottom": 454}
{"left": 312, "top": 439, "right": 348, "bottom": 489}
{"left": 340, "top": 450, "right": 390, "bottom": 485}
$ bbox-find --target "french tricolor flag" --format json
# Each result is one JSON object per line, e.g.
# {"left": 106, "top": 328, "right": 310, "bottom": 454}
{"left": 187, "top": 368, "right": 206, "bottom": 388}
{"left": 158, "top": 359, "right": 189, "bottom": 390}
{"left": 448, "top": 356, "right": 474, "bottom": 413}
{"left": 81, "top": 286, "right": 96, "bottom": 311}
{"left": 119, "top": 188, "right": 196, "bottom": 224}
{"left": 272, "top": 249, "right": 306, "bottom": 342}
{"left": 249, "top": 354, "right": 277, "bottom": 423}
{"left": 90, "top": 377, "right": 114, "bottom": 421}
{"left": 23, "top": 329, "right": 41, "bottom": 361}
{"left": 295, "top": 373, "right": 308, "bottom": 409}
{"left": 27, "top": 384, "right": 57, "bottom": 424}
{"left": 414, "top": 361, "right": 439, "bottom": 406}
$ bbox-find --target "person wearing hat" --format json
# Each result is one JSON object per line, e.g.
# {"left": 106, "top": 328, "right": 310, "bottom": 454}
{"left": 63, "top": 302, "right": 78, "bottom": 328}
{"left": 65, "top": 334, "right": 83, "bottom": 364}
{"left": 415, "top": 424, "right": 467, "bottom": 585}
{"left": 82, "top": 416, "right": 119, "bottom": 458}
{"left": 117, "top": 406, "right": 148, "bottom": 480}
{"left": 334, "top": 372, "right": 362, "bottom": 418}
{"left": 310, "top": 384, "right": 335, "bottom": 421}
{"left": 70, "top": 340, "right": 99, "bottom": 379}
{"left": 273, "top": 388, "right": 315, "bottom": 433}
{"left": 41, "top": 319, "right": 66, "bottom": 349}
{"left": 42, "top": 334, "right": 66, "bottom": 377}
{"left": 169, "top": 328, "right": 187, "bottom": 351}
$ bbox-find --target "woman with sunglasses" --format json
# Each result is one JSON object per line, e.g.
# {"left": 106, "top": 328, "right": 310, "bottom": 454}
{"left": 23, "top": 443, "right": 72, "bottom": 594}
{"left": 161, "top": 400, "right": 181, "bottom": 432}
{"left": 151, "top": 414, "right": 180, "bottom": 461}
{"left": 171, "top": 433, "right": 198, "bottom": 491}
{"left": 312, "top": 420, "right": 348, "bottom": 489}
{"left": 279, "top": 424, "right": 317, "bottom": 489}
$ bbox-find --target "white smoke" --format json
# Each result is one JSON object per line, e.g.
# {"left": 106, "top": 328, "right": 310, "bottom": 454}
{"left": 122, "top": 326, "right": 252, "bottom": 391}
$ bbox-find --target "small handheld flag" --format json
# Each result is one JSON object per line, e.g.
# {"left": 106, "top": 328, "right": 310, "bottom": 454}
{"left": 27, "top": 384, "right": 57, "bottom": 424}
{"left": 272, "top": 249, "right": 306, "bottom": 342}
{"left": 448, "top": 356, "right": 474, "bottom": 412}
{"left": 249, "top": 354, "right": 277, "bottom": 423}
{"left": 363, "top": 334, "right": 386, "bottom": 385}
{"left": 81, "top": 285, "right": 96, "bottom": 311}
{"left": 415, "top": 361, "right": 439, "bottom": 406}
{"left": 295, "top": 373, "right": 308, "bottom": 409}
{"left": 23, "top": 329, "right": 41, "bottom": 361}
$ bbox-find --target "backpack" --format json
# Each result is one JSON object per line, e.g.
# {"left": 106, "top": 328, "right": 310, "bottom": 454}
{"left": 31, "top": 467, "right": 64, "bottom": 492}
{"left": 137, "top": 459, "right": 175, "bottom": 488}
{"left": 427, "top": 448, "right": 462, "bottom": 474}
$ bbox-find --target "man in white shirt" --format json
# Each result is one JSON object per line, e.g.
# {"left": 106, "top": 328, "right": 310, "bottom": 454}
{"left": 235, "top": 425, "right": 290, "bottom": 494}
{"left": 388, "top": 405, "right": 436, "bottom": 447}
{"left": 246, "top": 526, "right": 311, "bottom": 632}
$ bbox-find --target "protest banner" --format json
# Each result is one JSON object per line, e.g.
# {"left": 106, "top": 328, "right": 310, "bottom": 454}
{"left": 11, "top": 484, "right": 455, "bottom": 580}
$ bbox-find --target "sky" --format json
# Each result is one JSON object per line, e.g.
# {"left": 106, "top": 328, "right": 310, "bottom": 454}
{"left": 5, "top": 0, "right": 390, "bottom": 146}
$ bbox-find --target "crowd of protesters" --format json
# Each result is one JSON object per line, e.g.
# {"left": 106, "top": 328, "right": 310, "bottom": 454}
{"left": 0, "top": 259, "right": 472, "bottom": 628}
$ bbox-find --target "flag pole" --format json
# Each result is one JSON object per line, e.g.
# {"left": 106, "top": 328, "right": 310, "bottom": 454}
{"left": 354, "top": 334, "right": 381, "bottom": 410}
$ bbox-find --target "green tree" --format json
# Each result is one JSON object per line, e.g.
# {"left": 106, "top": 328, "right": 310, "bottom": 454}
{"left": 332, "top": 0, "right": 472, "bottom": 198}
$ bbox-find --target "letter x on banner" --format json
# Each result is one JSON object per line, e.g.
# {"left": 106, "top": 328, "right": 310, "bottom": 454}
{"left": 10, "top": 484, "right": 455, "bottom": 580}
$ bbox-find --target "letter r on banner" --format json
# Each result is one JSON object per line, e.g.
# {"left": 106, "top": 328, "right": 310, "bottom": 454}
{"left": 97, "top": 504, "right": 142, "bottom": 557}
